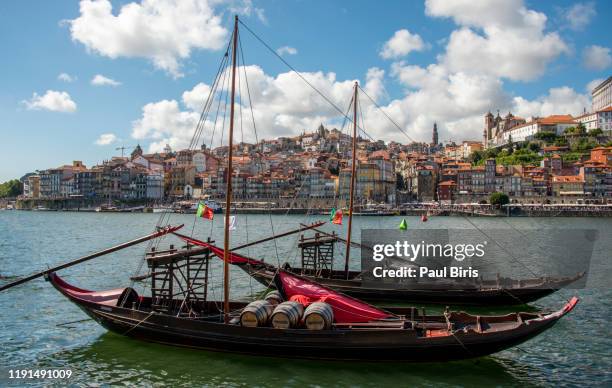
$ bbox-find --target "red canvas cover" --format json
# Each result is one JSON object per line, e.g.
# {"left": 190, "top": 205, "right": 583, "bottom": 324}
{"left": 175, "top": 235, "right": 265, "bottom": 266}
{"left": 277, "top": 271, "right": 395, "bottom": 323}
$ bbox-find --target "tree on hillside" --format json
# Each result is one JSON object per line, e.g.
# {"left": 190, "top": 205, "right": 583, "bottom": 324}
{"left": 0, "top": 180, "right": 22, "bottom": 198}
{"left": 469, "top": 150, "right": 484, "bottom": 164}
{"left": 506, "top": 135, "right": 514, "bottom": 152}
{"left": 534, "top": 131, "right": 557, "bottom": 143}
{"left": 489, "top": 192, "right": 509, "bottom": 206}
{"left": 528, "top": 142, "right": 540, "bottom": 152}
{"left": 588, "top": 128, "right": 603, "bottom": 137}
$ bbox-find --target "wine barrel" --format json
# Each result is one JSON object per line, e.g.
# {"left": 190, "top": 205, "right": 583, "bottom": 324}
{"left": 271, "top": 301, "right": 304, "bottom": 329}
{"left": 303, "top": 302, "right": 334, "bottom": 330}
{"left": 264, "top": 290, "right": 283, "bottom": 306}
{"left": 240, "top": 300, "right": 274, "bottom": 327}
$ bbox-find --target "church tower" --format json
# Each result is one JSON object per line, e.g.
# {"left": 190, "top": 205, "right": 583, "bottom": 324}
{"left": 484, "top": 111, "right": 494, "bottom": 145}
{"left": 432, "top": 122, "right": 439, "bottom": 147}
{"left": 130, "top": 144, "right": 143, "bottom": 160}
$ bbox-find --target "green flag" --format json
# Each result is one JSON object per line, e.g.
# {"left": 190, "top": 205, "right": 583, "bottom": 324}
{"left": 329, "top": 207, "right": 336, "bottom": 221}
{"left": 399, "top": 218, "right": 408, "bottom": 230}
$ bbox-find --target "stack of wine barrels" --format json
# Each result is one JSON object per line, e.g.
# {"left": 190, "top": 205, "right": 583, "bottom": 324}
{"left": 303, "top": 302, "right": 334, "bottom": 330}
{"left": 270, "top": 301, "right": 304, "bottom": 329}
{"left": 240, "top": 300, "right": 274, "bottom": 327}
{"left": 264, "top": 290, "right": 283, "bottom": 306}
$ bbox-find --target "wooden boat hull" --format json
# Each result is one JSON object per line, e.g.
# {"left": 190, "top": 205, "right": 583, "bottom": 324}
{"left": 239, "top": 263, "right": 582, "bottom": 306}
{"left": 48, "top": 272, "right": 577, "bottom": 361}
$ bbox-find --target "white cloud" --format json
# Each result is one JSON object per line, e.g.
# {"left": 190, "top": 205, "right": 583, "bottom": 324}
{"left": 380, "top": 29, "right": 426, "bottom": 59}
{"left": 228, "top": 0, "right": 267, "bottom": 24}
{"left": 363, "top": 67, "right": 386, "bottom": 102}
{"left": 562, "top": 2, "right": 596, "bottom": 31}
{"left": 132, "top": 99, "right": 200, "bottom": 152}
{"left": 131, "top": 66, "right": 396, "bottom": 152}
{"left": 276, "top": 46, "right": 298, "bottom": 56}
{"left": 586, "top": 78, "right": 604, "bottom": 93}
{"left": 68, "top": 0, "right": 229, "bottom": 78}
{"left": 22, "top": 90, "right": 77, "bottom": 113}
{"left": 58, "top": 73, "right": 76, "bottom": 82}
{"left": 512, "top": 87, "right": 590, "bottom": 119}
{"left": 125, "top": 0, "right": 589, "bottom": 149}
{"left": 386, "top": 62, "right": 511, "bottom": 141}
{"left": 91, "top": 74, "right": 121, "bottom": 86}
{"left": 95, "top": 133, "right": 118, "bottom": 145}
{"left": 426, "top": 0, "right": 569, "bottom": 81}
{"left": 182, "top": 82, "right": 212, "bottom": 111}
{"left": 583, "top": 45, "right": 611, "bottom": 71}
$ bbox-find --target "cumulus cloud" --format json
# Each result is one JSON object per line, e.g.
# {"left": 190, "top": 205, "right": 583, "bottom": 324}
{"left": 91, "top": 74, "right": 121, "bottom": 86}
{"left": 95, "top": 133, "right": 118, "bottom": 145}
{"left": 380, "top": 29, "right": 426, "bottom": 59}
{"left": 227, "top": 0, "right": 267, "bottom": 24}
{"left": 561, "top": 2, "right": 596, "bottom": 31}
{"left": 58, "top": 73, "right": 76, "bottom": 82}
{"left": 68, "top": 0, "right": 229, "bottom": 78}
{"left": 512, "top": 87, "right": 590, "bottom": 119}
{"left": 583, "top": 45, "right": 611, "bottom": 71}
{"left": 126, "top": 0, "right": 589, "bottom": 149}
{"left": 182, "top": 82, "right": 212, "bottom": 111}
{"left": 131, "top": 66, "right": 396, "bottom": 152}
{"left": 276, "top": 46, "right": 298, "bottom": 56}
{"left": 22, "top": 90, "right": 77, "bottom": 113}
{"left": 586, "top": 78, "right": 604, "bottom": 93}
{"left": 386, "top": 62, "right": 510, "bottom": 141}
{"left": 426, "top": 0, "right": 569, "bottom": 81}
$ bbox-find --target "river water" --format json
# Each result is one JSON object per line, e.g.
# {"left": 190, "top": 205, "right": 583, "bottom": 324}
{"left": 0, "top": 211, "right": 610, "bottom": 387}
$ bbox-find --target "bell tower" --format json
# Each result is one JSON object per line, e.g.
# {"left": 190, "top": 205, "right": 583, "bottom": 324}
{"left": 432, "top": 122, "right": 439, "bottom": 147}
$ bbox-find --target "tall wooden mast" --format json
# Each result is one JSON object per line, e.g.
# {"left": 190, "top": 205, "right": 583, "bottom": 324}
{"left": 344, "top": 81, "right": 358, "bottom": 278}
{"left": 223, "top": 15, "right": 239, "bottom": 323}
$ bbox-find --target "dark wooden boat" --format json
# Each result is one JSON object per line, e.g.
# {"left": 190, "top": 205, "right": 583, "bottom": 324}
{"left": 241, "top": 264, "right": 583, "bottom": 305}
{"left": 176, "top": 233, "right": 584, "bottom": 306}
{"left": 47, "top": 270, "right": 578, "bottom": 361}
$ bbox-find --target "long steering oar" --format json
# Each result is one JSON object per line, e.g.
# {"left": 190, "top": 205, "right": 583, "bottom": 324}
{"left": 0, "top": 224, "right": 184, "bottom": 292}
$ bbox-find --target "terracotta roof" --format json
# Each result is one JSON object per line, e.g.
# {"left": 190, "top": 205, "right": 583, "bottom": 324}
{"left": 537, "top": 114, "right": 576, "bottom": 124}
{"left": 552, "top": 175, "right": 584, "bottom": 183}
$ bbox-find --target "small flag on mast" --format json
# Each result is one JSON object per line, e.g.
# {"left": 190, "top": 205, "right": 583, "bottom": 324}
{"left": 331, "top": 209, "right": 343, "bottom": 225}
{"left": 225, "top": 215, "right": 237, "bottom": 230}
{"left": 196, "top": 203, "right": 214, "bottom": 220}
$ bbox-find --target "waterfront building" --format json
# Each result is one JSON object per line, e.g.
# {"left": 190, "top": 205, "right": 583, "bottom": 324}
{"left": 552, "top": 175, "right": 585, "bottom": 198}
{"left": 170, "top": 166, "right": 196, "bottom": 198}
{"left": 437, "top": 180, "right": 456, "bottom": 203}
{"left": 23, "top": 174, "right": 40, "bottom": 198}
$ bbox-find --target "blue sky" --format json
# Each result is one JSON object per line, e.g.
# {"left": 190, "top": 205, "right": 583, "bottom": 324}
{"left": 0, "top": 0, "right": 611, "bottom": 181}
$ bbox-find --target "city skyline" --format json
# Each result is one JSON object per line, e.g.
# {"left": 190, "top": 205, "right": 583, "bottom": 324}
{"left": 1, "top": 0, "right": 612, "bottom": 181}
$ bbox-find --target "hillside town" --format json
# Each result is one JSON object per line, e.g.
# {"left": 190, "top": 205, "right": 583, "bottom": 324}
{"left": 14, "top": 77, "right": 612, "bottom": 210}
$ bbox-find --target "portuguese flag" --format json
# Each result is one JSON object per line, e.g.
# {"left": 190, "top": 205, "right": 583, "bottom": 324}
{"left": 330, "top": 208, "right": 343, "bottom": 225}
{"left": 196, "top": 203, "right": 214, "bottom": 220}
